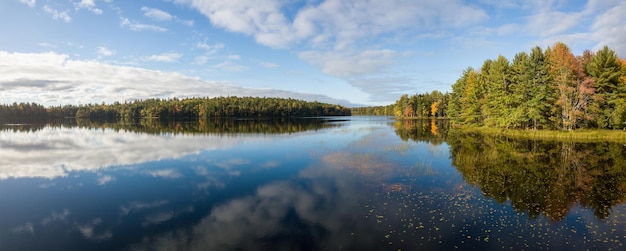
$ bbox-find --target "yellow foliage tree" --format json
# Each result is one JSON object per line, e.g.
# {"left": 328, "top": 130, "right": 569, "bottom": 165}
{"left": 431, "top": 101, "right": 439, "bottom": 117}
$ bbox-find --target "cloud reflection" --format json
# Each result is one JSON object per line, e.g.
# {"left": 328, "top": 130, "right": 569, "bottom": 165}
{"left": 76, "top": 218, "right": 112, "bottom": 240}
{"left": 12, "top": 222, "right": 34, "bottom": 234}
{"left": 125, "top": 164, "right": 384, "bottom": 251}
{"left": 144, "top": 169, "right": 182, "bottom": 179}
{"left": 0, "top": 127, "right": 268, "bottom": 180}
{"left": 97, "top": 175, "right": 116, "bottom": 185}
{"left": 120, "top": 200, "right": 170, "bottom": 216}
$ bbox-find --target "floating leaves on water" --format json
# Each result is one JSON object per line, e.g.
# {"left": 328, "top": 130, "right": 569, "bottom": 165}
{"left": 360, "top": 180, "right": 626, "bottom": 250}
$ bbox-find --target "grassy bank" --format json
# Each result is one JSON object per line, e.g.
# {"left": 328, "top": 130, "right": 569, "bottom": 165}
{"left": 454, "top": 126, "right": 626, "bottom": 143}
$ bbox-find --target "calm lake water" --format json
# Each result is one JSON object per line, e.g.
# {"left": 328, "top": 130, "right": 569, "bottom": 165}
{"left": 1, "top": 117, "right": 626, "bottom": 251}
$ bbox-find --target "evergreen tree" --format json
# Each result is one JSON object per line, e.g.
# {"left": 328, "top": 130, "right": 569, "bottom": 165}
{"left": 481, "top": 55, "right": 512, "bottom": 127}
{"left": 527, "top": 46, "right": 553, "bottom": 129}
{"left": 447, "top": 68, "right": 473, "bottom": 124}
{"left": 585, "top": 46, "right": 623, "bottom": 128}
{"left": 460, "top": 68, "right": 484, "bottom": 125}
{"left": 509, "top": 51, "right": 532, "bottom": 128}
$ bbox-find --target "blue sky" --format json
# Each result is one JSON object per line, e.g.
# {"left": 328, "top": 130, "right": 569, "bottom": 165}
{"left": 1, "top": 0, "right": 625, "bottom": 107}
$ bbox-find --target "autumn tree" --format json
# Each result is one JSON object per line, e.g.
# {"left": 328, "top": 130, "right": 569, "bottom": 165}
{"left": 546, "top": 42, "right": 595, "bottom": 130}
{"left": 431, "top": 101, "right": 439, "bottom": 118}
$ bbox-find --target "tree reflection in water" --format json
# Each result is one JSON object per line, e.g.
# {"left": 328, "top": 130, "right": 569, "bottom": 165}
{"left": 444, "top": 130, "right": 626, "bottom": 221}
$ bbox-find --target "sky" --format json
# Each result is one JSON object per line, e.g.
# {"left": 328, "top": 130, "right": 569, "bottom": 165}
{"left": 1, "top": 0, "right": 625, "bottom": 107}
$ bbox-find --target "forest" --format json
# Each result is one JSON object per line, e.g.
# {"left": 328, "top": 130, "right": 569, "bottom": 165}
{"left": 350, "top": 104, "right": 394, "bottom": 116}
{"left": 447, "top": 43, "right": 626, "bottom": 130}
{"left": 0, "top": 96, "right": 351, "bottom": 123}
{"left": 390, "top": 42, "right": 626, "bottom": 130}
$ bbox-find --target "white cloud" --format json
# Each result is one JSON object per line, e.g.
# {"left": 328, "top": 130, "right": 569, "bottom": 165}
{"left": 145, "top": 52, "right": 183, "bottom": 62}
{"left": 195, "top": 42, "right": 224, "bottom": 55}
{"left": 19, "top": 0, "right": 36, "bottom": 8}
{"left": 141, "top": 7, "right": 174, "bottom": 21}
{"left": 186, "top": 0, "right": 293, "bottom": 48}
{"left": 184, "top": 0, "right": 487, "bottom": 49}
{"left": 525, "top": 11, "right": 581, "bottom": 38}
{"left": 141, "top": 6, "right": 194, "bottom": 26}
{"left": 121, "top": 18, "right": 168, "bottom": 32}
{"left": 181, "top": 20, "right": 194, "bottom": 26}
{"left": 0, "top": 51, "right": 356, "bottom": 107}
{"left": 97, "top": 46, "right": 116, "bottom": 57}
{"left": 38, "top": 42, "right": 56, "bottom": 48}
{"left": 590, "top": 1, "right": 626, "bottom": 56}
{"left": 193, "top": 55, "right": 209, "bottom": 65}
{"left": 259, "top": 61, "right": 278, "bottom": 69}
{"left": 226, "top": 54, "right": 240, "bottom": 60}
{"left": 213, "top": 61, "right": 248, "bottom": 72}
{"left": 43, "top": 5, "right": 71, "bottom": 23}
{"left": 349, "top": 77, "right": 418, "bottom": 102}
{"left": 299, "top": 49, "right": 409, "bottom": 78}
{"left": 75, "top": 0, "right": 103, "bottom": 15}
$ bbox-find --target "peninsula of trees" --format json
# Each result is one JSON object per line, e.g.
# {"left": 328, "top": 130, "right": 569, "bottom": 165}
{"left": 0, "top": 96, "right": 351, "bottom": 123}
{"left": 391, "top": 42, "right": 626, "bottom": 130}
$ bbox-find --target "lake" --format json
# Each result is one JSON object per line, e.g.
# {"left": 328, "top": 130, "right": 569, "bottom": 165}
{"left": 1, "top": 117, "right": 626, "bottom": 251}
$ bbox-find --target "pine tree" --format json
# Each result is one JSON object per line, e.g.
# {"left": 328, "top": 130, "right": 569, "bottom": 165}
{"left": 460, "top": 68, "right": 484, "bottom": 125}
{"left": 481, "top": 55, "right": 512, "bottom": 128}
{"left": 509, "top": 51, "right": 532, "bottom": 128}
{"left": 585, "top": 46, "right": 623, "bottom": 128}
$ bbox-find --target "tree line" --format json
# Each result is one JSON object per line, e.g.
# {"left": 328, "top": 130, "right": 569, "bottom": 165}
{"left": 392, "top": 90, "right": 450, "bottom": 118}
{"left": 0, "top": 96, "right": 351, "bottom": 123}
{"left": 350, "top": 104, "right": 395, "bottom": 116}
{"left": 350, "top": 91, "right": 451, "bottom": 118}
{"left": 446, "top": 43, "right": 626, "bottom": 130}
{"left": 386, "top": 42, "right": 626, "bottom": 131}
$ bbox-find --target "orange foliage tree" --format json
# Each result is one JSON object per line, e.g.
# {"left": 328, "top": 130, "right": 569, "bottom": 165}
{"left": 546, "top": 42, "right": 595, "bottom": 130}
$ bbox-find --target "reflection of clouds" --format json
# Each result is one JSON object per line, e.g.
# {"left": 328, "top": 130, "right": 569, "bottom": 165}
{"left": 193, "top": 166, "right": 225, "bottom": 191}
{"left": 126, "top": 165, "right": 381, "bottom": 251}
{"left": 427, "top": 142, "right": 447, "bottom": 157}
{"left": 41, "top": 208, "right": 70, "bottom": 225}
{"left": 12, "top": 222, "right": 34, "bottom": 234}
{"left": 260, "top": 161, "right": 279, "bottom": 168}
{"left": 215, "top": 158, "right": 249, "bottom": 169}
{"left": 97, "top": 175, "right": 116, "bottom": 185}
{"left": 76, "top": 218, "right": 112, "bottom": 241}
{"left": 144, "top": 169, "right": 182, "bottom": 179}
{"left": 0, "top": 127, "right": 266, "bottom": 180}
{"left": 120, "top": 200, "right": 169, "bottom": 216}
{"left": 214, "top": 158, "right": 250, "bottom": 176}
{"left": 321, "top": 151, "right": 394, "bottom": 176}
{"left": 38, "top": 182, "right": 56, "bottom": 189}
{"left": 142, "top": 212, "right": 174, "bottom": 227}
